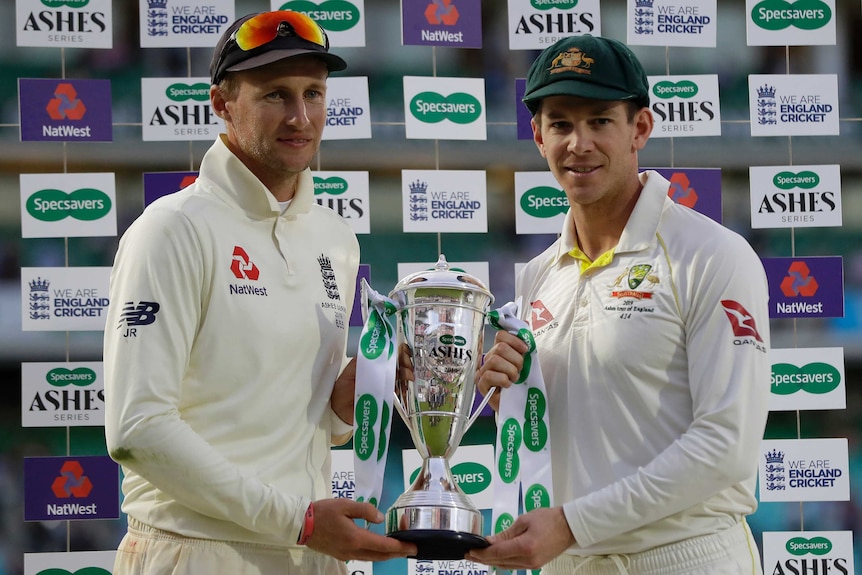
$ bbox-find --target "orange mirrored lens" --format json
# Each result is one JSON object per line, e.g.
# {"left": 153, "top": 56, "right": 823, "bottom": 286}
{"left": 234, "top": 10, "right": 326, "bottom": 51}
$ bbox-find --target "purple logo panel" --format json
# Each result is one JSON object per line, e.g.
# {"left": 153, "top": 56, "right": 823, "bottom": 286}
{"left": 24, "top": 455, "right": 119, "bottom": 521}
{"left": 651, "top": 167, "right": 722, "bottom": 223}
{"left": 761, "top": 256, "right": 844, "bottom": 319}
{"left": 351, "top": 264, "right": 372, "bottom": 327}
{"left": 19, "top": 79, "right": 112, "bottom": 142}
{"left": 143, "top": 171, "right": 199, "bottom": 206}
{"left": 402, "top": 0, "right": 482, "bottom": 48}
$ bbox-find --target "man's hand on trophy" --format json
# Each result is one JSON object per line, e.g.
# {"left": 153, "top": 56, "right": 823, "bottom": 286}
{"left": 396, "top": 342, "right": 415, "bottom": 382}
{"left": 305, "top": 498, "right": 418, "bottom": 561}
{"left": 476, "top": 330, "right": 529, "bottom": 411}
{"left": 465, "top": 507, "right": 575, "bottom": 570}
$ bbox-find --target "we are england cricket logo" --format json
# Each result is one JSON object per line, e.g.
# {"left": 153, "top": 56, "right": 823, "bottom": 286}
{"left": 749, "top": 74, "right": 839, "bottom": 137}
{"left": 629, "top": 0, "right": 716, "bottom": 47}
{"left": 140, "top": 0, "right": 232, "bottom": 48}
{"left": 402, "top": 170, "right": 488, "bottom": 233}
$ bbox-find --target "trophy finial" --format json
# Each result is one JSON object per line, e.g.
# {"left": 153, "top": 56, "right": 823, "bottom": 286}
{"left": 434, "top": 254, "right": 449, "bottom": 272}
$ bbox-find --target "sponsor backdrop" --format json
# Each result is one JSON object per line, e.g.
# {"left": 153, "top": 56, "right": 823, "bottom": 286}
{"left": 11, "top": 0, "right": 857, "bottom": 573}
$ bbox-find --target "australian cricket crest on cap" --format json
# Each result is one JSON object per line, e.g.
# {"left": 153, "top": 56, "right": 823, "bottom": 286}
{"left": 549, "top": 47, "right": 595, "bottom": 76}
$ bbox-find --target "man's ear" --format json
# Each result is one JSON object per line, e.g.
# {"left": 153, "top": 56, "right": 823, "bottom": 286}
{"left": 532, "top": 116, "right": 546, "bottom": 158}
{"left": 210, "top": 85, "right": 229, "bottom": 121}
{"left": 632, "top": 107, "right": 653, "bottom": 152}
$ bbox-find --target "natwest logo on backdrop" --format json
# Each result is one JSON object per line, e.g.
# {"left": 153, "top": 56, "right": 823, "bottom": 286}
{"left": 16, "top": 0, "right": 113, "bottom": 49}
{"left": 760, "top": 256, "right": 843, "bottom": 319}
{"left": 649, "top": 167, "right": 723, "bottom": 223}
{"left": 143, "top": 171, "right": 199, "bottom": 206}
{"left": 401, "top": 0, "right": 483, "bottom": 48}
{"left": 140, "top": 0, "right": 233, "bottom": 48}
{"left": 19, "top": 79, "right": 112, "bottom": 142}
{"left": 24, "top": 455, "right": 119, "bottom": 521}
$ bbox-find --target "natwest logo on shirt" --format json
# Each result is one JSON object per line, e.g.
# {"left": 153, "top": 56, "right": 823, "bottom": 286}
{"left": 230, "top": 246, "right": 259, "bottom": 280}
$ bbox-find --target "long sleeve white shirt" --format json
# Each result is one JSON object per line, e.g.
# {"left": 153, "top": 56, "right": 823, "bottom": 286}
{"left": 516, "top": 171, "right": 770, "bottom": 555}
{"left": 103, "top": 134, "right": 359, "bottom": 547}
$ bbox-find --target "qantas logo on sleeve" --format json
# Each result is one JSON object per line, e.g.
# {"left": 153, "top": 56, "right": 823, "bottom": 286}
{"left": 721, "top": 300, "right": 766, "bottom": 352}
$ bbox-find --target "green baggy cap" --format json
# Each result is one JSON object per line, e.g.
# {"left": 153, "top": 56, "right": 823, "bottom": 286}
{"left": 522, "top": 34, "right": 650, "bottom": 115}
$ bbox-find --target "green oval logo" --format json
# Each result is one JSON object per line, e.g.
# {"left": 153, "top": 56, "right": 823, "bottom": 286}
{"left": 376, "top": 401, "right": 390, "bottom": 461}
{"left": 360, "top": 310, "right": 386, "bottom": 360}
{"left": 46, "top": 367, "right": 97, "bottom": 387}
{"left": 786, "top": 536, "right": 832, "bottom": 556}
{"left": 439, "top": 334, "right": 467, "bottom": 346}
{"left": 498, "top": 418, "right": 522, "bottom": 483}
{"left": 772, "top": 170, "right": 820, "bottom": 189}
{"left": 166, "top": 83, "right": 210, "bottom": 102}
{"left": 353, "top": 394, "right": 378, "bottom": 461}
{"left": 451, "top": 462, "right": 492, "bottom": 495}
{"left": 752, "top": 0, "right": 831, "bottom": 30}
{"left": 530, "top": 0, "right": 578, "bottom": 9}
{"left": 771, "top": 362, "right": 840, "bottom": 395}
{"left": 41, "top": 0, "right": 90, "bottom": 7}
{"left": 27, "top": 189, "right": 112, "bottom": 222}
{"left": 281, "top": 0, "right": 360, "bottom": 32}
{"left": 524, "top": 388, "right": 548, "bottom": 451}
{"left": 524, "top": 483, "right": 550, "bottom": 512}
{"left": 521, "top": 186, "right": 569, "bottom": 218}
{"left": 313, "top": 176, "right": 348, "bottom": 195}
{"left": 410, "top": 92, "right": 482, "bottom": 124}
{"left": 494, "top": 512, "right": 514, "bottom": 534}
{"left": 652, "top": 80, "right": 699, "bottom": 99}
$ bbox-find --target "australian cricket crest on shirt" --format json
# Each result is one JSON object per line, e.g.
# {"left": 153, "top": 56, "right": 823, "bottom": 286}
{"left": 605, "top": 262, "right": 660, "bottom": 318}
{"left": 318, "top": 253, "right": 347, "bottom": 329}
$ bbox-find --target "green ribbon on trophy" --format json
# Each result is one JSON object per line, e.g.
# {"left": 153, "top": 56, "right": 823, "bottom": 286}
{"left": 353, "top": 279, "right": 399, "bottom": 512}
{"left": 488, "top": 299, "right": 554, "bottom": 547}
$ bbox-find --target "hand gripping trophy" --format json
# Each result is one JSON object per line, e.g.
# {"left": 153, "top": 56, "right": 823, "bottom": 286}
{"left": 353, "top": 255, "right": 495, "bottom": 560}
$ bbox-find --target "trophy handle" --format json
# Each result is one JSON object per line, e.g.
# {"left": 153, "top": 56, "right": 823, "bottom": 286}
{"left": 465, "top": 386, "right": 496, "bottom": 430}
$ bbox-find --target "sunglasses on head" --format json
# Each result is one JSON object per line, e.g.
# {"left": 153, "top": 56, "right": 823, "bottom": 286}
{"left": 232, "top": 10, "right": 327, "bottom": 52}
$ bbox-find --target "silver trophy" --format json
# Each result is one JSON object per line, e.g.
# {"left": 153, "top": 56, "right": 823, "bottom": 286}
{"left": 386, "top": 255, "right": 495, "bottom": 560}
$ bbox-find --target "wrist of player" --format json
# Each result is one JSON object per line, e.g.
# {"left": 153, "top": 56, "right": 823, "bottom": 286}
{"left": 297, "top": 502, "right": 314, "bottom": 545}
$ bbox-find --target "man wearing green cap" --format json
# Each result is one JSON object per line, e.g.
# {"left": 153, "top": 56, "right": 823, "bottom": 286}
{"left": 471, "top": 35, "right": 769, "bottom": 574}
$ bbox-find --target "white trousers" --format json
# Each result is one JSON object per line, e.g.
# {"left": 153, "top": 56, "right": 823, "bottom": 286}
{"left": 112, "top": 517, "right": 348, "bottom": 575}
{"left": 543, "top": 521, "right": 763, "bottom": 575}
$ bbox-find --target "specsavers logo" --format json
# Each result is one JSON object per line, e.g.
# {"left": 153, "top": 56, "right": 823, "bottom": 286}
{"left": 43, "top": 0, "right": 91, "bottom": 6}
{"left": 46, "top": 366, "right": 97, "bottom": 386}
{"left": 786, "top": 536, "right": 832, "bottom": 555}
{"left": 752, "top": 0, "right": 831, "bottom": 30}
{"left": 520, "top": 186, "right": 568, "bottom": 218}
{"left": 314, "top": 176, "right": 348, "bottom": 195}
{"left": 409, "top": 461, "right": 491, "bottom": 495}
{"left": 36, "top": 568, "right": 111, "bottom": 575}
{"left": 653, "top": 80, "right": 698, "bottom": 99}
{"left": 165, "top": 82, "right": 209, "bottom": 102}
{"left": 280, "top": 0, "right": 361, "bottom": 32}
{"left": 532, "top": 0, "right": 578, "bottom": 9}
{"left": 410, "top": 91, "right": 482, "bottom": 124}
{"left": 772, "top": 362, "right": 840, "bottom": 395}
{"left": 27, "top": 188, "right": 111, "bottom": 222}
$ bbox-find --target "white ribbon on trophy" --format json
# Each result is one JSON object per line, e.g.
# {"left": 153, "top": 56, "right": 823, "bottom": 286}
{"left": 488, "top": 299, "right": 554, "bottom": 537}
{"left": 353, "top": 279, "right": 400, "bottom": 512}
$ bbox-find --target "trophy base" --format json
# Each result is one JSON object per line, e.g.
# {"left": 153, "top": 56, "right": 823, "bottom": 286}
{"left": 389, "top": 529, "right": 489, "bottom": 561}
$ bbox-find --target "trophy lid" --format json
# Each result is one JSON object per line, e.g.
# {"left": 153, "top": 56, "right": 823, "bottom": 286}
{"left": 390, "top": 254, "right": 494, "bottom": 304}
